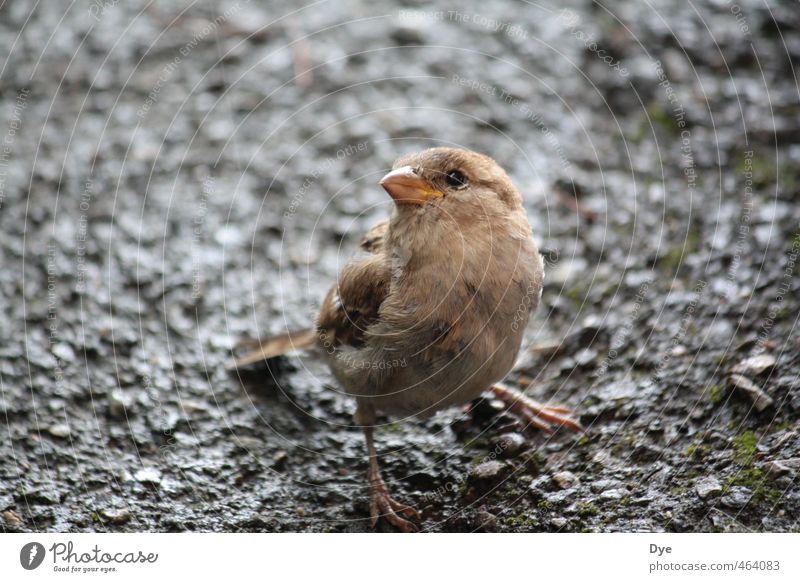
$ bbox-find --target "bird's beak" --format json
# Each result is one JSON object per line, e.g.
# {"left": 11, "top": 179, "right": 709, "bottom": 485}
{"left": 379, "top": 166, "right": 443, "bottom": 205}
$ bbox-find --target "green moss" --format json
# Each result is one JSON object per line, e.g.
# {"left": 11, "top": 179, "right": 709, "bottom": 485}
{"left": 564, "top": 284, "right": 586, "bottom": 308}
{"left": 646, "top": 102, "right": 680, "bottom": 135}
{"left": 732, "top": 430, "right": 759, "bottom": 465}
{"left": 503, "top": 514, "right": 539, "bottom": 528}
{"left": 707, "top": 384, "right": 728, "bottom": 404}
{"left": 576, "top": 501, "right": 599, "bottom": 518}
{"left": 656, "top": 228, "right": 701, "bottom": 274}
{"left": 685, "top": 443, "right": 711, "bottom": 460}
{"left": 725, "top": 468, "right": 781, "bottom": 505}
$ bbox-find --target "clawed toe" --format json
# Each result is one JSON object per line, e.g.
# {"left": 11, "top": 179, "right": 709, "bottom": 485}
{"left": 369, "top": 476, "right": 417, "bottom": 532}
{"left": 489, "top": 384, "right": 584, "bottom": 434}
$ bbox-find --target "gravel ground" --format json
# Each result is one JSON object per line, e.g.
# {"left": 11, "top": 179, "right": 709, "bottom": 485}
{"left": 1, "top": 0, "right": 799, "bottom": 533}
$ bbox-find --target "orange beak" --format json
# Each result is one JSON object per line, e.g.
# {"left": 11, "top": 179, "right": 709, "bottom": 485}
{"left": 379, "top": 166, "right": 443, "bottom": 205}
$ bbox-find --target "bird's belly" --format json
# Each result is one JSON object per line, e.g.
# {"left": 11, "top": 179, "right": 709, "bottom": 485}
{"left": 369, "top": 330, "right": 522, "bottom": 418}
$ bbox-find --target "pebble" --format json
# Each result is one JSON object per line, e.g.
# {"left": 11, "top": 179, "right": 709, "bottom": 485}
{"left": 2, "top": 510, "right": 23, "bottom": 526}
{"left": 552, "top": 471, "right": 580, "bottom": 489}
{"left": 51, "top": 342, "right": 75, "bottom": 362}
{"left": 550, "top": 517, "right": 568, "bottom": 529}
{"left": 133, "top": 468, "right": 162, "bottom": 486}
{"left": 477, "top": 507, "right": 498, "bottom": 532}
{"left": 728, "top": 374, "right": 774, "bottom": 412}
{"left": 491, "top": 432, "right": 527, "bottom": 458}
{"left": 101, "top": 508, "right": 132, "bottom": 525}
{"left": 589, "top": 479, "right": 620, "bottom": 493}
{"left": 600, "top": 488, "right": 626, "bottom": 501}
{"left": 575, "top": 348, "right": 597, "bottom": 367}
{"left": 720, "top": 486, "right": 752, "bottom": 509}
{"left": 108, "top": 390, "right": 132, "bottom": 419}
{"left": 695, "top": 476, "right": 722, "bottom": 499}
{"left": 468, "top": 461, "right": 510, "bottom": 491}
{"left": 763, "top": 458, "right": 800, "bottom": 478}
{"left": 48, "top": 424, "right": 71, "bottom": 438}
{"left": 732, "top": 354, "right": 776, "bottom": 376}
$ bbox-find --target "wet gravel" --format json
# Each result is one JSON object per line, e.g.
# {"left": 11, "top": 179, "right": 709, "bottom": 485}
{"left": 1, "top": 0, "right": 799, "bottom": 532}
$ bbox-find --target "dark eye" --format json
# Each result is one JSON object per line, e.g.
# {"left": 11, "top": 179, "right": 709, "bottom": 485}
{"left": 445, "top": 170, "right": 467, "bottom": 189}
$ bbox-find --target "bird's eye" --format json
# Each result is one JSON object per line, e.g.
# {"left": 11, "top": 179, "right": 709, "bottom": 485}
{"left": 445, "top": 170, "right": 467, "bottom": 189}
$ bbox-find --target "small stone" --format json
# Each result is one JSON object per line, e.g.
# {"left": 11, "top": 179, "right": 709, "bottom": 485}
{"left": 101, "top": 508, "right": 132, "bottom": 525}
{"left": 575, "top": 348, "right": 597, "bottom": 367}
{"left": 491, "top": 432, "right": 526, "bottom": 458}
{"left": 108, "top": 390, "right": 132, "bottom": 419}
{"left": 763, "top": 458, "right": 800, "bottom": 478}
{"left": 51, "top": 343, "right": 75, "bottom": 362}
{"left": 2, "top": 510, "right": 23, "bottom": 526}
{"left": 720, "top": 486, "right": 751, "bottom": 509}
{"left": 728, "top": 374, "right": 774, "bottom": 412}
{"left": 477, "top": 507, "right": 498, "bottom": 531}
{"left": 48, "top": 424, "right": 71, "bottom": 438}
{"left": 600, "top": 488, "right": 626, "bottom": 501}
{"left": 468, "top": 460, "right": 510, "bottom": 491}
{"left": 589, "top": 479, "right": 620, "bottom": 493}
{"left": 133, "top": 467, "right": 162, "bottom": 486}
{"left": 671, "top": 345, "right": 688, "bottom": 357}
{"left": 732, "top": 354, "right": 776, "bottom": 376}
{"left": 695, "top": 476, "right": 722, "bottom": 499}
{"left": 272, "top": 451, "right": 288, "bottom": 471}
{"left": 550, "top": 517, "right": 568, "bottom": 529}
{"left": 552, "top": 471, "right": 579, "bottom": 489}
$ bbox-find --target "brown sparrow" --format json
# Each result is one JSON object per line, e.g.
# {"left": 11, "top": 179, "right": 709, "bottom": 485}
{"left": 229, "top": 148, "right": 581, "bottom": 531}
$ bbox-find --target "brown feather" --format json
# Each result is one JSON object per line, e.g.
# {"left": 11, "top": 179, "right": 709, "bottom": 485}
{"left": 225, "top": 328, "right": 317, "bottom": 369}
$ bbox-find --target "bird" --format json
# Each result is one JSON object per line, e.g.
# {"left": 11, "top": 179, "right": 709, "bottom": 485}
{"left": 228, "top": 147, "right": 582, "bottom": 531}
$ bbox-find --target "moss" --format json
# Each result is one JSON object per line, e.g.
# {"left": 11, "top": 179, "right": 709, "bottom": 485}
{"left": 685, "top": 443, "right": 711, "bottom": 460}
{"left": 725, "top": 467, "right": 781, "bottom": 505}
{"left": 656, "top": 227, "right": 701, "bottom": 274}
{"left": 537, "top": 499, "right": 552, "bottom": 511}
{"left": 646, "top": 102, "right": 680, "bottom": 135}
{"left": 770, "top": 421, "right": 791, "bottom": 433}
{"left": 576, "top": 501, "right": 599, "bottom": 518}
{"left": 724, "top": 430, "right": 781, "bottom": 506}
{"left": 732, "top": 430, "right": 759, "bottom": 465}
{"left": 612, "top": 433, "right": 636, "bottom": 455}
{"left": 774, "top": 306, "right": 790, "bottom": 322}
{"left": 503, "top": 514, "right": 539, "bottom": 528}
{"left": 706, "top": 384, "right": 727, "bottom": 404}
{"left": 564, "top": 284, "right": 586, "bottom": 308}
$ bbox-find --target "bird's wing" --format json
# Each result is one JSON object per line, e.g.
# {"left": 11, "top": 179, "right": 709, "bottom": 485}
{"left": 358, "top": 220, "right": 388, "bottom": 254}
{"left": 316, "top": 226, "right": 391, "bottom": 348}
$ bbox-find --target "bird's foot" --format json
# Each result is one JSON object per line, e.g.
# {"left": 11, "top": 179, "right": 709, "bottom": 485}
{"left": 368, "top": 471, "right": 418, "bottom": 533}
{"left": 488, "top": 384, "right": 583, "bottom": 434}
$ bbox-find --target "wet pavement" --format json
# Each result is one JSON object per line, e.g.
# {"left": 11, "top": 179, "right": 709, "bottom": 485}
{"left": 1, "top": 0, "right": 799, "bottom": 532}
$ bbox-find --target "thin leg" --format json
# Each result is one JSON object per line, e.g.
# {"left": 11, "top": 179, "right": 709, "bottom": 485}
{"left": 489, "top": 384, "right": 583, "bottom": 434}
{"left": 363, "top": 425, "right": 418, "bottom": 532}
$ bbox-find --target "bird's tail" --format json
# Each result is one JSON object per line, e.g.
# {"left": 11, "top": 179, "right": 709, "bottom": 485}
{"left": 225, "top": 328, "right": 318, "bottom": 370}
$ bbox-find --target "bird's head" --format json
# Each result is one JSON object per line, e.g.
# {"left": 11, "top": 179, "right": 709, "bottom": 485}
{"left": 379, "top": 147, "right": 524, "bottom": 216}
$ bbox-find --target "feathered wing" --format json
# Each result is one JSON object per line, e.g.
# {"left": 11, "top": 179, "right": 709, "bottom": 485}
{"left": 316, "top": 221, "right": 391, "bottom": 349}
{"left": 227, "top": 221, "right": 390, "bottom": 369}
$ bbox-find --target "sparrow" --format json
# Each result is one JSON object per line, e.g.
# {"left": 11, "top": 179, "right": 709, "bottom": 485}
{"left": 228, "top": 147, "right": 581, "bottom": 531}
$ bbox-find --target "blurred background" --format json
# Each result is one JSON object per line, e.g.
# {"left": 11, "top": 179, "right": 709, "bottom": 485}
{"left": 1, "top": 0, "right": 798, "bottom": 532}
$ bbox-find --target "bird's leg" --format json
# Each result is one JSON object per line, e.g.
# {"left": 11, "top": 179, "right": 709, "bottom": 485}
{"left": 362, "top": 425, "right": 418, "bottom": 532}
{"left": 488, "top": 383, "right": 583, "bottom": 434}
{"left": 356, "top": 402, "right": 418, "bottom": 532}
